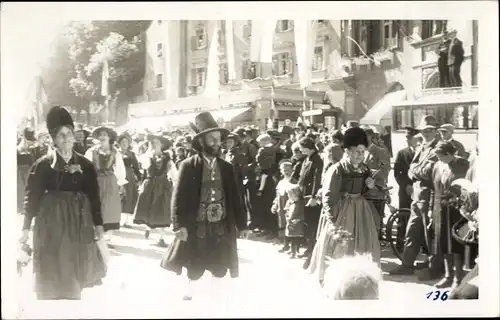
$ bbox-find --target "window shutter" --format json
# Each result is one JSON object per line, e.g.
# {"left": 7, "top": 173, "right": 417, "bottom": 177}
{"left": 288, "top": 57, "right": 294, "bottom": 75}
{"left": 191, "top": 36, "right": 198, "bottom": 50}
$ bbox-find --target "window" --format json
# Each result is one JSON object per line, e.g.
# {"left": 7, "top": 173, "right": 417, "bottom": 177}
{"left": 155, "top": 74, "right": 163, "bottom": 89}
{"left": 313, "top": 46, "right": 324, "bottom": 71}
{"left": 192, "top": 67, "right": 206, "bottom": 87}
{"left": 276, "top": 20, "right": 293, "bottom": 32}
{"left": 393, "top": 104, "right": 479, "bottom": 130}
{"left": 219, "top": 63, "right": 228, "bottom": 84}
{"left": 243, "top": 20, "right": 252, "bottom": 41}
{"left": 422, "top": 20, "right": 447, "bottom": 39}
{"left": 443, "top": 104, "right": 479, "bottom": 129}
{"left": 359, "top": 21, "right": 368, "bottom": 54}
{"left": 242, "top": 60, "right": 257, "bottom": 80}
{"left": 192, "top": 26, "right": 207, "bottom": 50}
{"left": 217, "top": 28, "right": 226, "bottom": 47}
{"left": 273, "top": 53, "right": 293, "bottom": 76}
{"left": 156, "top": 43, "right": 163, "bottom": 58}
{"left": 383, "top": 20, "right": 398, "bottom": 49}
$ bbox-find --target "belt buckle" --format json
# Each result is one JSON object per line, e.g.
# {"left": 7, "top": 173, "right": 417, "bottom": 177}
{"left": 206, "top": 203, "right": 224, "bottom": 223}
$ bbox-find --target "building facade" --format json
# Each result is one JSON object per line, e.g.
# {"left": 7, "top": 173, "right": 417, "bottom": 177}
{"left": 129, "top": 20, "right": 478, "bottom": 134}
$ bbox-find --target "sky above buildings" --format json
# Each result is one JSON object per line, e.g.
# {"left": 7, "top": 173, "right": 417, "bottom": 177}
{"left": 2, "top": 6, "right": 64, "bottom": 120}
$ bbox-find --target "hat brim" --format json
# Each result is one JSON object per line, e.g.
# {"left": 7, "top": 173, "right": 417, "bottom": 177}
{"left": 92, "top": 126, "right": 117, "bottom": 141}
{"left": 417, "top": 125, "right": 436, "bottom": 130}
{"left": 437, "top": 127, "right": 451, "bottom": 131}
{"left": 192, "top": 127, "right": 230, "bottom": 152}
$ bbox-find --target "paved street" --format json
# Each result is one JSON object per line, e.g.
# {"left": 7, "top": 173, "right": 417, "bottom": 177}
{"left": 15, "top": 219, "right": 437, "bottom": 319}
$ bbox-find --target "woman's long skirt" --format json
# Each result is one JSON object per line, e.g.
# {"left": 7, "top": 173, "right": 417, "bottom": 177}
{"left": 432, "top": 204, "right": 464, "bottom": 256}
{"left": 121, "top": 167, "right": 139, "bottom": 214}
{"left": 32, "top": 191, "right": 107, "bottom": 300}
{"left": 256, "top": 177, "right": 276, "bottom": 231}
{"left": 133, "top": 176, "right": 172, "bottom": 228}
{"left": 17, "top": 165, "right": 30, "bottom": 213}
{"left": 97, "top": 172, "right": 122, "bottom": 231}
{"left": 308, "top": 194, "right": 381, "bottom": 283}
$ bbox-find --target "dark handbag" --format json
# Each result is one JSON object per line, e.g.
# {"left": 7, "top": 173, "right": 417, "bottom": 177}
{"left": 452, "top": 217, "right": 478, "bottom": 245}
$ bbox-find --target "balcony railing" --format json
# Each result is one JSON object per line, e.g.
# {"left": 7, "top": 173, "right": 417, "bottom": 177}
{"left": 421, "top": 85, "right": 479, "bottom": 97}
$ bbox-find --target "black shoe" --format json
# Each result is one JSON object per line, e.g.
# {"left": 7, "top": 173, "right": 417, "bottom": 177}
{"left": 157, "top": 239, "right": 168, "bottom": 248}
{"left": 145, "top": 230, "right": 150, "bottom": 239}
{"left": 388, "top": 266, "right": 415, "bottom": 276}
{"left": 278, "top": 246, "right": 290, "bottom": 253}
{"left": 434, "top": 276, "right": 454, "bottom": 288}
{"left": 416, "top": 268, "right": 443, "bottom": 281}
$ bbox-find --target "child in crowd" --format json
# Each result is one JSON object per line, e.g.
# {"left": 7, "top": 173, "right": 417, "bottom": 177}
{"left": 271, "top": 160, "right": 297, "bottom": 252}
{"left": 284, "top": 184, "right": 305, "bottom": 259}
{"left": 256, "top": 133, "right": 277, "bottom": 196}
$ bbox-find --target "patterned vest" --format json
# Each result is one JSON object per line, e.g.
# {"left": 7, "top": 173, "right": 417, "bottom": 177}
{"left": 195, "top": 158, "right": 227, "bottom": 238}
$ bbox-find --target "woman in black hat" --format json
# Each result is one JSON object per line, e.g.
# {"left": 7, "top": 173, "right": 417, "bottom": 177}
{"left": 308, "top": 127, "right": 381, "bottom": 285}
{"left": 19, "top": 106, "right": 107, "bottom": 300}
{"left": 85, "top": 126, "right": 128, "bottom": 245}
{"left": 17, "top": 127, "right": 39, "bottom": 213}
{"left": 117, "top": 131, "right": 142, "bottom": 227}
{"left": 133, "top": 132, "right": 177, "bottom": 247}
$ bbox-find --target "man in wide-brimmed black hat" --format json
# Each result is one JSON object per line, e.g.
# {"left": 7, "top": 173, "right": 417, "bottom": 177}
{"left": 390, "top": 116, "right": 444, "bottom": 281}
{"left": 160, "top": 111, "right": 249, "bottom": 301}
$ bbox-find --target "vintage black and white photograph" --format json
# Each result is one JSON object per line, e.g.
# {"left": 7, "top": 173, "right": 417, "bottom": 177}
{"left": 1, "top": 2, "right": 498, "bottom": 318}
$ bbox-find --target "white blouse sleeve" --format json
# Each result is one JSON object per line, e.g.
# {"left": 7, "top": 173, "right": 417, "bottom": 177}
{"left": 139, "top": 152, "right": 152, "bottom": 171}
{"left": 84, "top": 147, "right": 94, "bottom": 163}
{"left": 114, "top": 150, "right": 128, "bottom": 186}
{"left": 167, "top": 160, "right": 178, "bottom": 184}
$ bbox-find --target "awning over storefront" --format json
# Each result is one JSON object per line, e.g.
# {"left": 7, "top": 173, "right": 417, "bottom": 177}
{"left": 121, "top": 107, "right": 253, "bottom": 131}
{"left": 360, "top": 90, "right": 406, "bottom": 125}
{"left": 211, "top": 107, "right": 252, "bottom": 122}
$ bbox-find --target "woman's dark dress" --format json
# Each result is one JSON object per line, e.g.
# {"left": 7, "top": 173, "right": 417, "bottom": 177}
{"left": 121, "top": 150, "right": 142, "bottom": 214}
{"left": 431, "top": 158, "right": 469, "bottom": 256}
{"left": 23, "top": 152, "right": 107, "bottom": 299}
{"left": 17, "top": 147, "right": 39, "bottom": 212}
{"left": 133, "top": 153, "right": 174, "bottom": 228}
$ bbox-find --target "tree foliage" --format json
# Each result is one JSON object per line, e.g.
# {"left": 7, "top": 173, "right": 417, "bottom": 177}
{"left": 41, "top": 20, "right": 150, "bottom": 116}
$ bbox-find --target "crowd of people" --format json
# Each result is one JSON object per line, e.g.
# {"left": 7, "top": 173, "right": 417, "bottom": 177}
{"left": 17, "top": 106, "right": 479, "bottom": 301}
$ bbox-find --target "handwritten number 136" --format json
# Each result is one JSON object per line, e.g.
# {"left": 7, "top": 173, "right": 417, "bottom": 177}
{"left": 426, "top": 290, "right": 449, "bottom": 301}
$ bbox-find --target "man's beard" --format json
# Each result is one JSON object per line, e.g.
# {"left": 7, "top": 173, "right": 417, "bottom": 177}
{"left": 201, "top": 143, "right": 221, "bottom": 157}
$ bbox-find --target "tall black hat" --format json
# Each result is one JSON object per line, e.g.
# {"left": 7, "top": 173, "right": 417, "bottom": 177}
{"left": 189, "top": 112, "right": 229, "bottom": 151}
{"left": 343, "top": 127, "right": 369, "bottom": 149}
{"left": 46, "top": 106, "right": 74, "bottom": 138}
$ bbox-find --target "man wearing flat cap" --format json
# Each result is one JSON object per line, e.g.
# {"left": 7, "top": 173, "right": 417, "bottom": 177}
{"left": 390, "top": 116, "right": 443, "bottom": 280}
{"left": 161, "top": 112, "right": 249, "bottom": 301}
{"left": 438, "top": 123, "right": 468, "bottom": 159}
{"left": 394, "top": 127, "right": 420, "bottom": 210}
